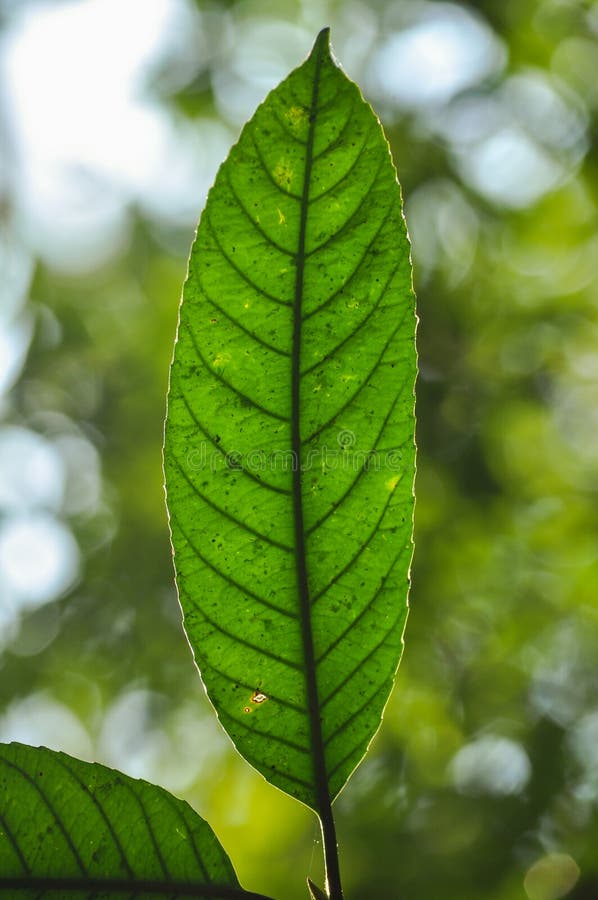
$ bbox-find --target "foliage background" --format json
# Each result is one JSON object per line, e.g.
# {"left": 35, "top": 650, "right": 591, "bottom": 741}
{"left": 1, "top": 1, "right": 597, "bottom": 897}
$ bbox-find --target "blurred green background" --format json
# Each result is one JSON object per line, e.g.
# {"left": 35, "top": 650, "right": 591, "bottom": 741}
{"left": 1, "top": 1, "right": 597, "bottom": 898}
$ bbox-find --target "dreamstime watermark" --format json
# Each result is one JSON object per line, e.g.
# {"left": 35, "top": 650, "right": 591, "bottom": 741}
{"left": 186, "top": 429, "right": 406, "bottom": 474}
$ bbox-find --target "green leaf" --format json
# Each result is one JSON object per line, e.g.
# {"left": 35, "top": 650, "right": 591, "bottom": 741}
{"left": 0, "top": 742, "right": 273, "bottom": 899}
{"left": 164, "top": 28, "right": 416, "bottom": 813}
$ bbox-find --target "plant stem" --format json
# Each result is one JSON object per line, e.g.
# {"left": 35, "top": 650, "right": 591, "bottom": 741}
{"left": 320, "top": 804, "right": 343, "bottom": 899}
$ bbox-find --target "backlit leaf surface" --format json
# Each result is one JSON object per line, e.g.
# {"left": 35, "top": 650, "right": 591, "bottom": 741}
{"left": 0, "top": 742, "right": 271, "bottom": 899}
{"left": 164, "top": 29, "right": 416, "bottom": 813}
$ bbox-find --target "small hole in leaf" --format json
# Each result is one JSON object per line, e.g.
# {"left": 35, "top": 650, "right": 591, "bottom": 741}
{"left": 251, "top": 690, "right": 268, "bottom": 704}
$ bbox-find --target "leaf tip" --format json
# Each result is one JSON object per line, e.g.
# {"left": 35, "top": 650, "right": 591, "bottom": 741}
{"left": 311, "top": 26, "right": 331, "bottom": 58}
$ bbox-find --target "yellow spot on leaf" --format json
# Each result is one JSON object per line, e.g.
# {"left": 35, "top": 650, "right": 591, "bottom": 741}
{"left": 273, "top": 160, "right": 293, "bottom": 189}
{"left": 212, "top": 352, "right": 231, "bottom": 368}
{"left": 386, "top": 475, "right": 402, "bottom": 492}
{"left": 277, "top": 208, "right": 286, "bottom": 225}
{"left": 285, "top": 105, "right": 308, "bottom": 132}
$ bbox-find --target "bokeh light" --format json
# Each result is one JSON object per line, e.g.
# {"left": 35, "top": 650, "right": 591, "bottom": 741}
{"left": 367, "top": 2, "right": 506, "bottom": 110}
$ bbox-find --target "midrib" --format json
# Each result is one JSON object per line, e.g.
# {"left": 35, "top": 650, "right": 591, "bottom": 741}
{"left": 289, "top": 29, "right": 343, "bottom": 898}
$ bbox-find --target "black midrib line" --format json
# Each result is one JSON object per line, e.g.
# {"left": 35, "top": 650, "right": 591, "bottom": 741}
{"left": 0, "top": 877, "right": 275, "bottom": 899}
{"left": 263, "top": 89, "right": 361, "bottom": 203}
{"left": 290, "top": 30, "right": 338, "bottom": 863}
{"left": 287, "top": 77, "right": 343, "bottom": 127}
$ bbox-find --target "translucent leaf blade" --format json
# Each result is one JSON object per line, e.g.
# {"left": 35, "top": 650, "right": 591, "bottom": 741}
{"left": 164, "top": 29, "right": 417, "bottom": 811}
{"left": 0, "top": 743, "right": 271, "bottom": 899}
